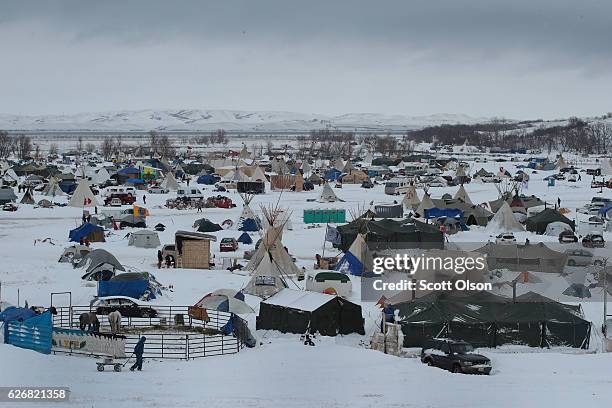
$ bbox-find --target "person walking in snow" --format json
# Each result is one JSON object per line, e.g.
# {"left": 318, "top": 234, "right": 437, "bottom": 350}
{"left": 143, "top": 195, "right": 146, "bottom": 205}
{"left": 557, "top": 197, "right": 561, "bottom": 208}
{"left": 157, "top": 250, "right": 163, "bottom": 269}
{"left": 130, "top": 336, "right": 146, "bottom": 371}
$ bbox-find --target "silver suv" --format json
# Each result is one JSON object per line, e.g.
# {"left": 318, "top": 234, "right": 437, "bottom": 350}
{"left": 564, "top": 249, "right": 603, "bottom": 267}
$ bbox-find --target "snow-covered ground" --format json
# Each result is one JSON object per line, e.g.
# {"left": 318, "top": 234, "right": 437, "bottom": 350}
{"left": 1, "top": 156, "right": 611, "bottom": 407}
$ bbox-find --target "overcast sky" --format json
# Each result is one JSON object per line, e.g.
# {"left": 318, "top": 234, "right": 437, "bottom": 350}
{"left": 1, "top": 0, "right": 610, "bottom": 119}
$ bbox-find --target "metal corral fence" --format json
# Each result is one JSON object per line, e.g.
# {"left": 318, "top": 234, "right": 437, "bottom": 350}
{"left": 52, "top": 305, "right": 246, "bottom": 360}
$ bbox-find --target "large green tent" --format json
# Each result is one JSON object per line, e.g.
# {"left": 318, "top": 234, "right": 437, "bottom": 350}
{"left": 335, "top": 218, "right": 443, "bottom": 251}
{"left": 525, "top": 208, "right": 575, "bottom": 234}
{"left": 390, "top": 291, "right": 590, "bottom": 349}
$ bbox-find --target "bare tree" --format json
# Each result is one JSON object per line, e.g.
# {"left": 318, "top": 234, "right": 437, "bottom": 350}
{"left": 0, "top": 131, "right": 12, "bottom": 158}
{"left": 85, "top": 143, "right": 96, "bottom": 154}
{"left": 101, "top": 138, "right": 114, "bottom": 160}
{"left": 16, "top": 135, "right": 32, "bottom": 160}
{"left": 76, "top": 136, "right": 84, "bottom": 153}
{"left": 48, "top": 143, "right": 59, "bottom": 156}
{"left": 157, "top": 134, "right": 175, "bottom": 158}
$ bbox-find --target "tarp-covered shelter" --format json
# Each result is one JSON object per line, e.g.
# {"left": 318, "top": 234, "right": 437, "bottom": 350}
{"left": 193, "top": 218, "right": 223, "bottom": 233}
{"left": 390, "top": 291, "right": 590, "bottom": 349}
{"left": 257, "top": 289, "right": 365, "bottom": 336}
{"left": 69, "top": 222, "right": 105, "bottom": 242}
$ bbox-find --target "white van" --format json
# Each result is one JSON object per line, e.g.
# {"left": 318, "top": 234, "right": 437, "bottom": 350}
{"left": 177, "top": 186, "right": 204, "bottom": 199}
{"left": 384, "top": 177, "right": 412, "bottom": 195}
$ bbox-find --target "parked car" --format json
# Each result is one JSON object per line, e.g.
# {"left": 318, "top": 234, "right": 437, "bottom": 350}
{"left": 148, "top": 186, "right": 169, "bottom": 194}
{"left": 565, "top": 249, "right": 602, "bottom": 266}
{"left": 161, "top": 244, "right": 177, "bottom": 264}
{"left": 582, "top": 234, "right": 605, "bottom": 248}
{"left": 361, "top": 180, "right": 374, "bottom": 189}
{"left": 93, "top": 296, "right": 158, "bottom": 318}
{"left": 220, "top": 237, "right": 238, "bottom": 252}
{"left": 558, "top": 230, "right": 578, "bottom": 243}
{"left": 495, "top": 232, "right": 516, "bottom": 244}
{"left": 421, "top": 339, "right": 491, "bottom": 375}
{"left": 2, "top": 203, "right": 18, "bottom": 212}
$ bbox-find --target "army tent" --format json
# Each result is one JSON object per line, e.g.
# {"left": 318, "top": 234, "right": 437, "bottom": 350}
{"left": 193, "top": 218, "right": 223, "bottom": 233}
{"left": 257, "top": 289, "right": 364, "bottom": 336}
{"left": 0, "top": 187, "right": 17, "bottom": 204}
{"left": 391, "top": 291, "right": 590, "bottom": 349}
{"left": 475, "top": 242, "right": 567, "bottom": 273}
{"left": 525, "top": 208, "right": 575, "bottom": 234}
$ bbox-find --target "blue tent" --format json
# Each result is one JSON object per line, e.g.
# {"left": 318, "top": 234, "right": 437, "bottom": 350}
{"left": 59, "top": 180, "right": 77, "bottom": 194}
{"left": 197, "top": 174, "right": 218, "bottom": 185}
{"left": 424, "top": 208, "right": 463, "bottom": 219}
{"left": 598, "top": 203, "right": 612, "bottom": 217}
{"left": 69, "top": 223, "right": 105, "bottom": 242}
{"left": 237, "top": 232, "right": 253, "bottom": 244}
{"left": 324, "top": 169, "right": 342, "bottom": 181}
{"left": 126, "top": 178, "right": 145, "bottom": 184}
{"left": 98, "top": 279, "right": 154, "bottom": 300}
{"left": 335, "top": 251, "right": 366, "bottom": 276}
{"left": 238, "top": 218, "right": 260, "bottom": 232}
{"left": 118, "top": 167, "right": 140, "bottom": 175}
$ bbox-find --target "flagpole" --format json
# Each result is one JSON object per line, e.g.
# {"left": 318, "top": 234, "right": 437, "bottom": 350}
{"left": 322, "top": 221, "right": 328, "bottom": 258}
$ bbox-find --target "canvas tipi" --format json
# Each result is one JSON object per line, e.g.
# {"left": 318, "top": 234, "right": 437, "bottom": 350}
{"left": 243, "top": 208, "right": 299, "bottom": 298}
{"left": 402, "top": 185, "right": 421, "bottom": 210}
{"left": 334, "top": 233, "right": 374, "bottom": 276}
{"left": 318, "top": 182, "right": 343, "bottom": 203}
{"left": 415, "top": 192, "right": 435, "bottom": 217}
{"left": 42, "top": 177, "right": 64, "bottom": 197}
{"left": 161, "top": 172, "right": 180, "bottom": 191}
{"left": 454, "top": 185, "right": 473, "bottom": 205}
{"left": 486, "top": 201, "right": 524, "bottom": 232}
{"left": 69, "top": 180, "right": 98, "bottom": 208}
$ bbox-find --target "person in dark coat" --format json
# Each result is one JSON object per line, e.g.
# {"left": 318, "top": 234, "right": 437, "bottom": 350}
{"left": 130, "top": 336, "right": 146, "bottom": 371}
{"left": 143, "top": 195, "right": 147, "bottom": 204}
{"left": 157, "top": 250, "right": 163, "bottom": 269}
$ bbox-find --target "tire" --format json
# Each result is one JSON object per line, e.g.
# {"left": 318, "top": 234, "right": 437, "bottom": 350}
{"left": 97, "top": 364, "right": 104, "bottom": 372}
{"left": 114, "top": 364, "right": 122, "bottom": 372}
{"left": 425, "top": 359, "right": 433, "bottom": 366}
{"left": 452, "top": 364, "right": 462, "bottom": 374}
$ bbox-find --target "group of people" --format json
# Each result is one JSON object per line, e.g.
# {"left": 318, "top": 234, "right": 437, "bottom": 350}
{"left": 157, "top": 250, "right": 175, "bottom": 268}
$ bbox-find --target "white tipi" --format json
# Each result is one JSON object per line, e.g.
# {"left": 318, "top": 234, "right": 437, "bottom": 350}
{"left": 486, "top": 201, "right": 524, "bottom": 232}
{"left": 402, "top": 185, "right": 421, "bottom": 209}
{"left": 318, "top": 182, "right": 343, "bottom": 203}
{"left": 454, "top": 185, "right": 473, "bottom": 205}
{"left": 69, "top": 180, "right": 98, "bottom": 208}
{"left": 415, "top": 193, "right": 435, "bottom": 217}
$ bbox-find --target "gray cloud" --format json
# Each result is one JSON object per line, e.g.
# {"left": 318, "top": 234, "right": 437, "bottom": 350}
{"left": 1, "top": 0, "right": 611, "bottom": 118}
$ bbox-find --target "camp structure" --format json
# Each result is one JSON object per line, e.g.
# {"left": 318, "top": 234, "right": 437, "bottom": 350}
{"left": 76, "top": 248, "right": 125, "bottom": 281}
{"left": 475, "top": 242, "right": 567, "bottom": 273}
{"left": 453, "top": 185, "right": 472, "bottom": 205}
{"left": 20, "top": 187, "right": 35, "bottom": 205}
{"left": 256, "top": 288, "right": 365, "bottom": 336}
{"left": 128, "top": 230, "right": 161, "bottom": 248}
{"left": 237, "top": 231, "right": 253, "bottom": 245}
{"left": 334, "top": 234, "right": 374, "bottom": 276}
{"left": 174, "top": 230, "right": 217, "bottom": 269}
{"left": 69, "top": 222, "right": 105, "bottom": 243}
{"left": 525, "top": 208, "right": 575, "bottom": 235}
{"left": 373, "top": 203, "right": 404, "bottom": 218}
{"left": 42, "top": 177, "right": 64, "bottom": 197}
{"left": 389, "top": 291, "right": 590, "bottom": 349}
{"left": 58, "top": 245, "right": 91, "bottom": 263}
{"left": 0, "top": 186, "right": 17, "bottom": 204}
{"left": 236, "top": 193, "right": 261, "bottom": 232}
{"left": 305, "top": 270, "right": 352, "bottom": 297}
{"left": 402, "top": 184, "right": 420, "bottom": 210}
{"left": 486, "top": 201, "right": 525, "bottom": 232}
{"left": 193, "top": 218, "right": 223, "bottom": 233}
{"left": 335, "top": 218, "right": 444, "bottom": 252}
{"left": 68, "top": 180, "right": 98, "bottom": 208}
{"left": 243, "top": 207, "right": 300, "bottom": 298}
{"left": 160, "top": 172, "right": 180, "bottom": 191}
{"left": 317, "top": 182, "right": 343, "bottom": 203}
{"left": 415, "top": 193, "right": 435, "bottom": 217}
{"left": 555, "top": 154, "right": 568, "bottom": 169}
{"left": 119, "top": 214, "right": 147, "bottom": 228}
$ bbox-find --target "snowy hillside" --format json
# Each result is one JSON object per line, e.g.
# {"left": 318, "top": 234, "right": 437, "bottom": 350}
{"left": 0, "top": 109, "right": 488, "bottom": 132}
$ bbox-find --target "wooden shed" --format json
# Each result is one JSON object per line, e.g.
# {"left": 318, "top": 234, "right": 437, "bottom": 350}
{"left": 175, "top": 230, "right": 217, "bottom": 269}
